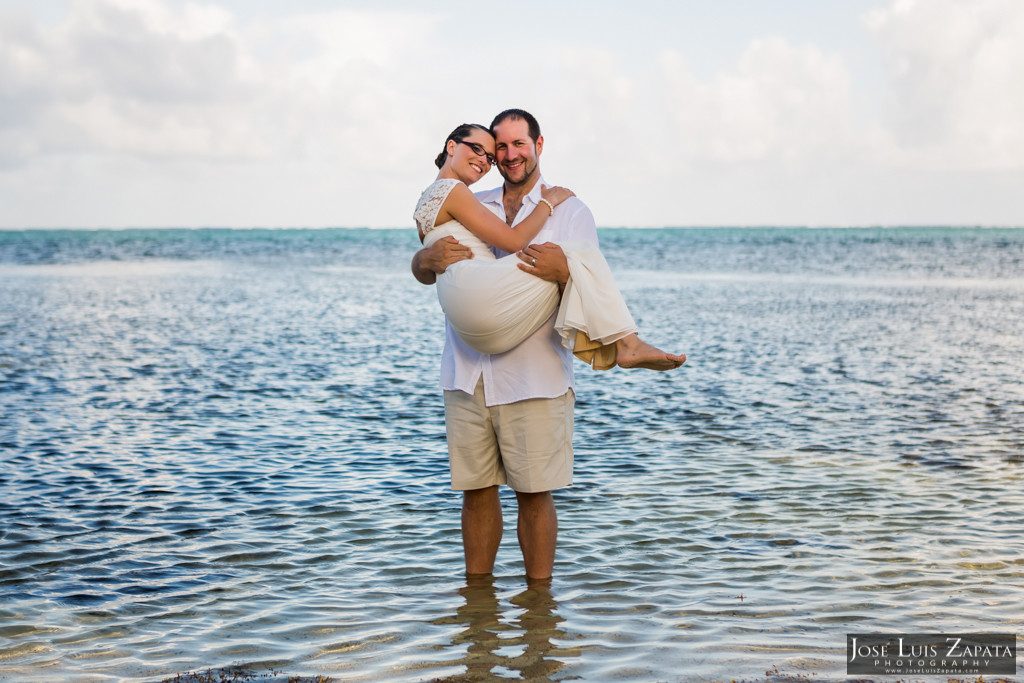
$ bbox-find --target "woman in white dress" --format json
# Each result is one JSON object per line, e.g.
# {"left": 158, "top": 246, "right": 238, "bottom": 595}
{"left": 415, "top": 123, "right": 685, "bottom": 371}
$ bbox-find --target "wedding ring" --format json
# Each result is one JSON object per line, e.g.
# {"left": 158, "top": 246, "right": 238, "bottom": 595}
{"left": 531, "top": 257, "right": 537, "bottom": 266}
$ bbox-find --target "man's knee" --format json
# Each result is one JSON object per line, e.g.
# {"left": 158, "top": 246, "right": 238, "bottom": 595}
{"left": 514, "top": 490, "right": 555, "bottom": 513}
{"left": 464, "top": 485, "right": 500, "bottom": 507}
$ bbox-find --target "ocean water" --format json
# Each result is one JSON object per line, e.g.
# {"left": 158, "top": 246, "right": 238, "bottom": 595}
{"left": 1, "top": 227, "right": 1022, "bottom": 682}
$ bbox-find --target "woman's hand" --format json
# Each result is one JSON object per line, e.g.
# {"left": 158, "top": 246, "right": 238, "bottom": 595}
{"left": 540, "top": 184, "right": 576, "bottom": 208}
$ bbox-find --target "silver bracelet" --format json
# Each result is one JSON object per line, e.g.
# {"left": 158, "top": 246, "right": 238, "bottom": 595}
{"left": 538, "top": 198, "right": 554, "bottom": 216}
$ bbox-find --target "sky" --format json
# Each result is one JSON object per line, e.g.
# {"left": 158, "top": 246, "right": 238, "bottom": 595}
{"left": 0, "top": 0, "right": 1022, "bottom": 228}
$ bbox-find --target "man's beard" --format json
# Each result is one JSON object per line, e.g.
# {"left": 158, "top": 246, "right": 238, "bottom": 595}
{"left": 499, "top": 154, "right": 538, "bottom": 187}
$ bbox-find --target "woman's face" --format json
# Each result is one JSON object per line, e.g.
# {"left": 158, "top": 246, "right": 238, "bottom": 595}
{"left": 449, "top": 129, "right": 495, "bottom": 185}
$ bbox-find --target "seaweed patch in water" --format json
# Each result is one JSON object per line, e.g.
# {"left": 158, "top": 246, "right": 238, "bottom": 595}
{"left": 718, "top": 666, "right": 1020, "bottom": 683}
{"left": 161, "top": 668, "right": 333, "bottom": 683}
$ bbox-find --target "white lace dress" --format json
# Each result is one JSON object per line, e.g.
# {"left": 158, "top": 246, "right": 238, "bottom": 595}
{"left": 414, "top": 178, "right": 637, "bottom": 363}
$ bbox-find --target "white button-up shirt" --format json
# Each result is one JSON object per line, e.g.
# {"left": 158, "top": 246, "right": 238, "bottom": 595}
{"left": 439, "top": 176, "right": 600, "bottom": 406}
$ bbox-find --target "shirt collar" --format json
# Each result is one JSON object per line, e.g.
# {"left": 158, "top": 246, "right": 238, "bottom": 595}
{"left": 478, "top": 175, "right": 548, "bottom": 208}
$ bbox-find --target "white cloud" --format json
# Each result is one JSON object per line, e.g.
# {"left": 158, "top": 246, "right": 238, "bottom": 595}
{"left": 0, "top": 2, "right": 444, "bottom": 160}
{"left": 660, "top": 37, "right": 855, "bottom": 165}
{"left": 530, "top": 37, "right": 857, "bottom": 226}
{"left": 865, "top": 0, "right": 1024, "bottom": 170}
{"left": 0, "top": 1, "right": 450, "bottom": 225}
{"left": 0, "top": 0, "right": 258, "bottom": 163}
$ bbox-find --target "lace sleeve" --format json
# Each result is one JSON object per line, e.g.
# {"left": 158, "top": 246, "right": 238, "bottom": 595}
{"left": 414, "top": 179, "right": 461, "bottom": 236}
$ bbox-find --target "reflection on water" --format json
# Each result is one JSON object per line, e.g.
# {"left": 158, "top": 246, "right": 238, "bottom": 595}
{"left": 433, "top": 576, "right": 572, "bottom": 682}
{"left": 1, "top": 228, "right": 1023, "bottom": 682}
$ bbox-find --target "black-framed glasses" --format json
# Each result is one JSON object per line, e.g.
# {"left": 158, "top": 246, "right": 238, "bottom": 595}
{"left": 455, "top": 139, "right": 496, "bottom": 166}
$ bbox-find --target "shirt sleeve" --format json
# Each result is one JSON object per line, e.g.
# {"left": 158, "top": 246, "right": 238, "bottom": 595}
{"left": 560, "top": 199, "right": 600, "bottom": 248}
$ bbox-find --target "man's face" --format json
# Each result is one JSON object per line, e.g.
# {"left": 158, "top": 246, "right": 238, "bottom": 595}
{"left": 492, "top": 117, "right": 543, "bottom": 187}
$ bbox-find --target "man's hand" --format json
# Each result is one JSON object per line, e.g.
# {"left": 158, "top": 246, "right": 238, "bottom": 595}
{"left": 517, "top": 242, "right": 569, "bottom": 284}
{"left": 412, "top": 236, "right": 473, "bottom": 285}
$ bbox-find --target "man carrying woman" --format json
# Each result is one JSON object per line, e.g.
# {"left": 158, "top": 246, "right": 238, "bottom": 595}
{"left": 412, "top": 109, "right": 685, "bottom": 581}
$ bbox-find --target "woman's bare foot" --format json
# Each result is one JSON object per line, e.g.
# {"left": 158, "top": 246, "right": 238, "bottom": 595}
{"left": 615, "top": 333, "right": 686, "bottom": 371}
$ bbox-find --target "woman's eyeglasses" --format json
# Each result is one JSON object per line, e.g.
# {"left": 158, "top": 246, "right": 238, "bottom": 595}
{"left": 456, "top": 139, "right": 496, "bottom": 166}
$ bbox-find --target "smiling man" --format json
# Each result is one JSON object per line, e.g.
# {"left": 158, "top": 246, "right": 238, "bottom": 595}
{"left": 412, "top": 109, "right": 613, "bottom": 581}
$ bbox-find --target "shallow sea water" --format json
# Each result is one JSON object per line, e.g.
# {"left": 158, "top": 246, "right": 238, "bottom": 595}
{"left": 1, "top": 228, "right": 1022, "bottom": 682}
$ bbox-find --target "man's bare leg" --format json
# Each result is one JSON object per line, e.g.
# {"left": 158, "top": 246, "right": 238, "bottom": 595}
{"left": 515, "top": 490, "right": 557, "bottom": 580}
{"left": 615, "top": 333, "right": 686, "bottom": 371}
{"left": 462, "top": 486, "right": 502, "bottom": 575}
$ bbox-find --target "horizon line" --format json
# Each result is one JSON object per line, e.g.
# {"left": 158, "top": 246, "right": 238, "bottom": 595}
{"left": 2, "top": 224, "right": 1023, "bottom": 231}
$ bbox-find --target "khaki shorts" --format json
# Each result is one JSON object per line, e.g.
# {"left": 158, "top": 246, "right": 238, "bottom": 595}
{"left": 444, "top": 380, "right": 574, "bottom": 493}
